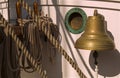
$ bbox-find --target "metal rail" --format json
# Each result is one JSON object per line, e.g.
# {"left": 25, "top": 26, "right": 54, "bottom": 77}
{"left": 90, "top": 0, "right": 120, "bottom": 3}
{"left": 37, "top": 4, "right": 120, "bottom": 11}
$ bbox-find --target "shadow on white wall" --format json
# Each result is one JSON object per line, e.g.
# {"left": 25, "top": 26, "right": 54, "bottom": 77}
{"left": 89, "top": 49, "right": 120, "bottom": 77}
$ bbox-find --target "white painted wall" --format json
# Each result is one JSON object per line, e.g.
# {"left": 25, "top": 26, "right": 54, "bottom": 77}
{"left": 0, "top": 0, "right": 8, "bottom": 20}
{"left": 58, "top": 0, "right": 120, "bottom": 78}
{"left": 41, "top": 0, "right": 120, "bottom": 78}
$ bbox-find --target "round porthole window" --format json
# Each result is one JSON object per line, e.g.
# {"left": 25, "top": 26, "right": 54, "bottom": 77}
{"left": 65, "top": 8, "right": 87, "bottom": 34}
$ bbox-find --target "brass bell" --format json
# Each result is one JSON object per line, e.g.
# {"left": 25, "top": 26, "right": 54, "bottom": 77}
{"left": 75, "top": 10, "right": 115, "bottom": 51}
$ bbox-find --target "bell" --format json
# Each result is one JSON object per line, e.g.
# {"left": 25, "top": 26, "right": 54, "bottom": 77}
{"left": 75, "top": 10, "right": 115, "bottom": 51}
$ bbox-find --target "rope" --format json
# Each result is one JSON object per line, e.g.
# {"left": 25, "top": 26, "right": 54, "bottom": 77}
{"left": 21, "top": 1, "right": 87, "bottom": 78}
{"left": 5, "top": 33, "right": 20, "bottom": 78}
{"left": 20, "top": 21, "right": 43, "bottom": 73}
{"left": 0, "top": 14, "right": 47, "bottom": 78}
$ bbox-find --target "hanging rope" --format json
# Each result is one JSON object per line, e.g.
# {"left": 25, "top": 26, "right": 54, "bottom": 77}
{"left": 0, "top": 25, "right": 21, "bottom": 78}
{"left": 4, "top": 33, "right": 20, "bottom": 78}
{"left": 20, "top": 21, "right": 43, "bottom": 73}
{"left": 0, "top": 27, "right": 4, "bottom": 78}
{"left": 0, "top": 14, "right": 47, "bottom": 78}
{"left": 21, "top": 1, "right": 87, "bottom": 78}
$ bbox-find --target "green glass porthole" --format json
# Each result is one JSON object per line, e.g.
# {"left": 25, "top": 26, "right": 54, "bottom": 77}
{"left": 64, "top": 8, "right": 87, "bottom": 34}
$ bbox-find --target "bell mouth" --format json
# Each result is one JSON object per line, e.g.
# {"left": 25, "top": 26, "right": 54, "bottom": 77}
{"left": 75, "top": 29, "right": 115, "bottom": 51}
{"left": 75, "top": 40, "right": 115, "bottom": 51}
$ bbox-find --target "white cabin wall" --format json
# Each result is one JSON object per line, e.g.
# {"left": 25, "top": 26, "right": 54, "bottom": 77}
{"left": 41, "top": 0, "right": 120, "bottom": 78}
{"left": 0, "top": 0, "right": 8, "bottom": 20}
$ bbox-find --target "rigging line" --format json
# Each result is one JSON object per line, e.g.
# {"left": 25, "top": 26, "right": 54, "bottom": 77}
{"left": 21, "top": 22, "right": 36, "bottom": 73}
{"left": 42, "top": 17, "right": 87, "bottom": 78}
{"left": 28, "top": 22, "right": 42, "bottom": 66}
{"left": 60, "top": 18, "right": 94, "bottom": 78}
{"left": 0, "top": 13, "right": 47, "bottom": 78}
{"left": 59, "top": 21, "right": 78, "bottom": 64}
{"left": 90, "top": 0, "right": 120, "bottom": 3}
{"left": 22, "top": 1, "right": 87, "bottom": 77}
{"left": 0, "top": 29, "right": 5, "bottom": 78}
{"left": 51, "top": 0, "right": 93, "bottom": 77}
{"left": 37, "top": 4, "right": 120, "bottom": 11}
{"left": 35, "top": 24, "right": 42, "bottom": 64}
{"left": 3, "top": 30, "right": 19, "bottom": 78}
{"left": 32, "top": 22, "right": 40, "bottom": 63}
{"left": 35, "top": 23, "right": 43, "bottom": 63}
{"left": 7, "top": 35, "right": 20, "bottom": 72}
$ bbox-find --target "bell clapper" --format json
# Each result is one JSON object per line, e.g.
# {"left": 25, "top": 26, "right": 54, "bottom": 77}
{"left": 93, "top": 50, "right": 98, "bottom": 78}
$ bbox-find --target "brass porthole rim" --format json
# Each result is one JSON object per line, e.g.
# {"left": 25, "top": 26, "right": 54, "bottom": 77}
{"left": 64, "top": 8, "right": 87, "bottom": 34}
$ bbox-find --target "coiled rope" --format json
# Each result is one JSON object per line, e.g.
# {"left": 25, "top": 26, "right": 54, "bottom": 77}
{"left": 20, "top": 21, "right": 43, "bottom": 73}
{"left": 21, "top": 1, "right": 87, "bottom": 78}
{"left": 0, "top": 14, "right": 47, "bottom": 78}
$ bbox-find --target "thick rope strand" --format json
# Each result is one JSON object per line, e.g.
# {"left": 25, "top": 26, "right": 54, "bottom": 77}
{"left": 0, "top": 14, "right": 47, "bottom": 78}
{"left": 42, "top": 22, "right": 87, "bottom": 78}
{"left": 21, "top": 1, "right": 87, "bottom": 78}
